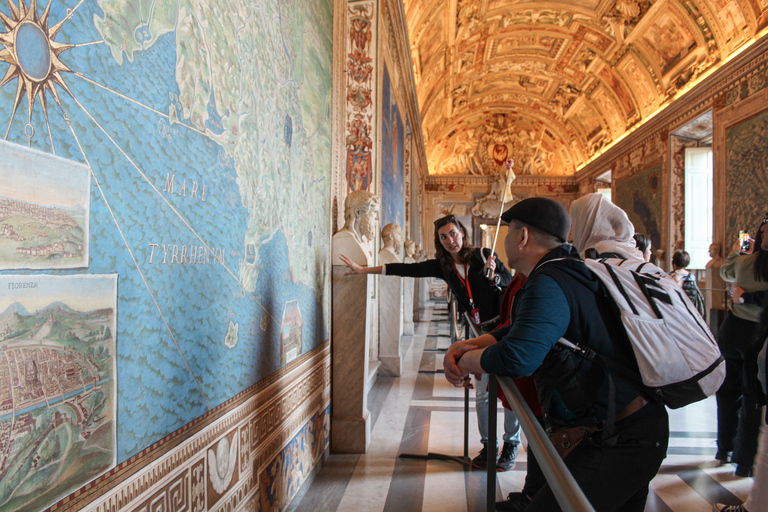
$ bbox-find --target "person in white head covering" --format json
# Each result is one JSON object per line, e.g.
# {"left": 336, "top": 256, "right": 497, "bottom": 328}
{"left": 570, "top": 193, "right": 644, "bottom": 261}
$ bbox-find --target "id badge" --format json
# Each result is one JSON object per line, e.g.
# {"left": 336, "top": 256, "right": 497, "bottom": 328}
{"left": 471, "top": 309, "right": 481, "bottom": 325}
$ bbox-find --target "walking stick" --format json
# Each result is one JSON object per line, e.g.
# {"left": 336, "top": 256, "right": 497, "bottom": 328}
{"left": 486, "top": 160, "right": 516, "bottom": 278}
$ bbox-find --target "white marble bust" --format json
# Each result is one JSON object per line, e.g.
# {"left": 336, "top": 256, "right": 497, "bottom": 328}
{"left": 404, "top": 239, "right": 416, "bottom": 263}
{"left": 332, "top": 190, "right": 379, "bottom": 266}
{"left": 378, "top": 223, "right": 403, "bottom": 264}
{"left": 706, "top": 242, "right": 723, "bottom": 269}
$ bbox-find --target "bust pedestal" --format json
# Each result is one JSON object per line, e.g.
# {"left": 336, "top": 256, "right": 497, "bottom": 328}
{"left": 378, "top": 274, "right": 404, "bottom": 376}
{"left": 419, "top": 277, "right": 430, "bottom": 309}
{"left": 402, "top": 277, "right": 415, "bottom": 336}
{"left": 401, "top": 255, "right": 415, "bottom": 336}
{"left": 331, "top": 266, "right": 372, "bottom": 453}
{"left": 412, "top": 279, "right": 421, "bottom": 322}
{"left": 705, "top": 263, "right": 726, "bottom": 335}
{"left": 378, "top": 248, "right": 403, "bottom": 376}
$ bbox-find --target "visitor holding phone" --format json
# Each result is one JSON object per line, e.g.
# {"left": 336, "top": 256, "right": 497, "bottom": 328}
{"left": 715, "top": 214, "right": 768, "bottom": 478}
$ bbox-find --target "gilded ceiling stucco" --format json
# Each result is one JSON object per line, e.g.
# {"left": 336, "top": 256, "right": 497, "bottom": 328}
{"left": 403, "top": 0, "right": 768, "bottom": 177}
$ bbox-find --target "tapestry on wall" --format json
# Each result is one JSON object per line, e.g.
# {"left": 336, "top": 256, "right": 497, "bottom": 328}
{"left": 725, "top": 108, "right": 768, "bottom": 242}
{"left": 614, "top": 164, "right": 662, "bottom": 252}
{"left": 381, "top": 64, "right": 405, "bottom": 229}
{"left": 0, "top": 0, "right": 332, "bottom": 508}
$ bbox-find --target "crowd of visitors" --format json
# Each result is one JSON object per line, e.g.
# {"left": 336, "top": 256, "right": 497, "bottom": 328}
{"left": 340, "top": 195, "right": 768, "bottom": 512}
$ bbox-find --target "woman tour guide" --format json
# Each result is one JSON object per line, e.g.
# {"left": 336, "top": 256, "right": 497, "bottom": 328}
{"left": 340, "top": 214, "right": 520, "bottom": 470}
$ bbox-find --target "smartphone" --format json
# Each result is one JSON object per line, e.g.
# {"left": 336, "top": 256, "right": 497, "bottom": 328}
{"left": 739, "top": 230, "right": 751, "bottom": 253}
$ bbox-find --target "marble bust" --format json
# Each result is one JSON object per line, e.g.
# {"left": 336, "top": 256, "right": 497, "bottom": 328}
{"left": 706, "top": 242, "right": 723, "bottom": 268}
{"left": 404, "top": 239, "right": 416, "bottom": 263}
{"left": 378, "top": 223, "right": 403, "bottom": 264}
{"left": 332, "top": 190, "right": 379, "bottom": 266}
{"left": 706, "top": 242, "right": 726, "bottom": 311}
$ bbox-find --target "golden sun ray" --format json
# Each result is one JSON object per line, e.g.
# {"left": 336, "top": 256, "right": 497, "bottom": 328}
{"left": 0, "top": 0, "right": 75, "bottom": 143}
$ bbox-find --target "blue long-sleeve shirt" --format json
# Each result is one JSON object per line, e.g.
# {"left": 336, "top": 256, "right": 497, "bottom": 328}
{"left": 481, "top": 274, "right": 569, "bottom": 377}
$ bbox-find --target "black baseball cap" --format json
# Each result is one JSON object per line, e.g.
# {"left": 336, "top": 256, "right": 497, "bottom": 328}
{"left": 501, "top": 197, "right": 571, "bottom": 242}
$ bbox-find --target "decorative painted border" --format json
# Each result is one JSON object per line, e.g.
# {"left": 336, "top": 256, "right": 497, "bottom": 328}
{"left": 331, "top": 0, "right": 347, "bottom": 233}
{"left": 345, "top": 0, "right": 377, "bottom": 194}
{"left": 425, "top": 175, "right": 578, "bottom": 186}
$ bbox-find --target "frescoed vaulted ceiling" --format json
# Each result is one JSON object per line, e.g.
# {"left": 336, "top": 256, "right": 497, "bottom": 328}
{"left": 403, "top": 0, "right": 768, "bottom": 177}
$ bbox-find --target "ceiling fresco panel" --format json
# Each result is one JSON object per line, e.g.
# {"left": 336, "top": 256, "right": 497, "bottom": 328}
{"left": 592, "top": 86, "right": 625, "bottom": 137}
{"left": 487, "top": 0, "right": 601, "bottom": 13}
{"left": 640, "top": 7, "right": 698, "bottom": 75}
{"left": 618, "top": 53, "right": 659, "bottom": 115}
{"left": 471, "top": 76, "right": 551, "bottom": 97}
{"left": 712, "top": 0, "right": 750, "bottom": 48}
{"left": 598, "top": 66, "right": 637, "bottom": 119}
{"left": 489, "top": 33, "right": 568, "bottom": 60}
{"left": 417, "top": 16, "right": 445, "bottom": 67}
{"left": 403, "top": 0, "right": 768, "bottom": 176}
{"left": 570, "top": 101, "right": 604, "bottom": 141}
{"left": 498, "top": 9, "right": 575, "bottom": 28}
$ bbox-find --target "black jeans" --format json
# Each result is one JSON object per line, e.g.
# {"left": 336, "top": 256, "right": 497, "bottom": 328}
{"left": 716, "top": 311, "right": 762, "bottom": 467}
{"left": 526, "top": 407, "right": 669, "bottom": 512}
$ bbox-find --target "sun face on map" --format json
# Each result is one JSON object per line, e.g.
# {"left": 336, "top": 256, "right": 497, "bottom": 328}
{"left": 0, "top": 0, "right": 74, "bottom": 138}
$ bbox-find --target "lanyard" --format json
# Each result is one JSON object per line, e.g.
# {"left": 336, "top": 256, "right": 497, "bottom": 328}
{"left": 454, "top": 263, "right": 475, "bottom": 308}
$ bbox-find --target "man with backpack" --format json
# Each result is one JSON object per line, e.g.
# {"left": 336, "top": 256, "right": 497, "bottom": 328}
{"left": 444, "top": 197, "right": 670, "bottom": 512}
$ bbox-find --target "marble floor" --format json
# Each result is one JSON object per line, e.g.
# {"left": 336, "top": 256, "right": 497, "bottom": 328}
{"left": 289, "top": 302, "right": 758, "bottom": 512}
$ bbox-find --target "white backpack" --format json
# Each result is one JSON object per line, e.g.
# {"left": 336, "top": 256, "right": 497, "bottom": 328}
{"left": 553, "top": 258, "right": 725, "bottom": 409}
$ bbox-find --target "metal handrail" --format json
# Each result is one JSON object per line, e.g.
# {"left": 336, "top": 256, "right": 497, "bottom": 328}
{"left": 463, "top": 315, "right": 596, "bottom": 512}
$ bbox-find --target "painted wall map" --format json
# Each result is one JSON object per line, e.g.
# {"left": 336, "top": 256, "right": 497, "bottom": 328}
{"left": 0, "top": 141, "right": 89, "bottom": 270}
{"left": 725, "top": 109, "right": 768, "bottom": 241}
{"left": 0, "top": 274, "right": 117, "bottom": 512}
{"left": 614, "top": 164, "right": 662, "bottom": 252}
{"left": 381, "top": 65, "right": 405, "bottom": 229}
{"left": 0, "top": 0, "right": 332, "bottom": 472}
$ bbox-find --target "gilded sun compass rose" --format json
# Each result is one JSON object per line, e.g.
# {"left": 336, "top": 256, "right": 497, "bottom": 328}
{"left": 0, "top": 0, "right": 75, "bottom": 142}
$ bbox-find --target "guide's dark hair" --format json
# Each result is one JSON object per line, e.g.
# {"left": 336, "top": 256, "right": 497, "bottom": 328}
{"left": 433, "top": 215, "right": 474, "bottom": 272}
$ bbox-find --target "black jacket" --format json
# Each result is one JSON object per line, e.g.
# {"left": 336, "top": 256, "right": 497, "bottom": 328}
{"left": 385, "top": 247, "right": 512, "bottom": 324}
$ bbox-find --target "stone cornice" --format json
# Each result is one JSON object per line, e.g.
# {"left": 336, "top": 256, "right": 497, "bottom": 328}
{"left": 426, "top": 174, "right": 578, "bottom": 186}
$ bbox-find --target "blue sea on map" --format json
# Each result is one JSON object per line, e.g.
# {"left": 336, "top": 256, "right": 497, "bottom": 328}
{"left": 0, "top": 0, "right": 329, "bottom": 460}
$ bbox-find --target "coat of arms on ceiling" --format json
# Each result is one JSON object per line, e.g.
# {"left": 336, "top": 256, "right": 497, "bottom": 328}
{"left": 438, "top": 114, "right": 556, "bottom": 177}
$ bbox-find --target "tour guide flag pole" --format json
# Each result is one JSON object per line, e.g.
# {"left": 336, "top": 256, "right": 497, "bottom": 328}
{"left": 488, "top": 159, "right": 516, "bottom": 262}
